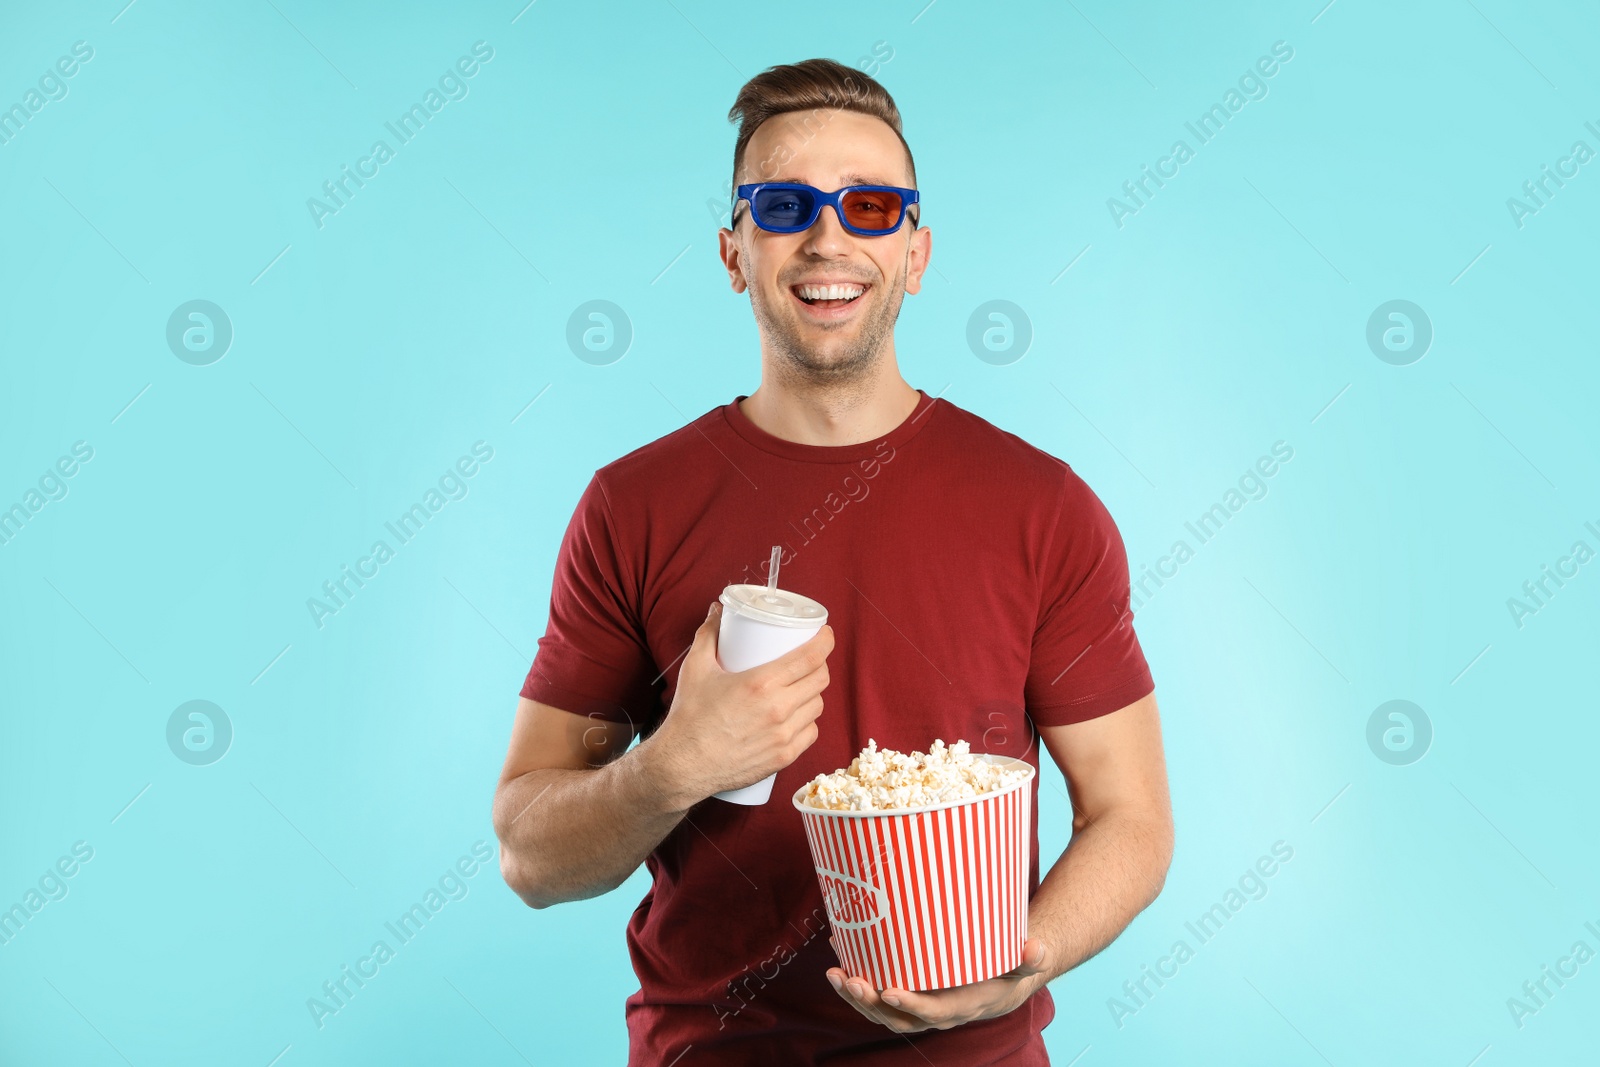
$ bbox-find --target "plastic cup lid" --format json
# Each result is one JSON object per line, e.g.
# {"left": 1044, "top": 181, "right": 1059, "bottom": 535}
{"left": 720, "top": 583, "right": 828, "bottom": 628}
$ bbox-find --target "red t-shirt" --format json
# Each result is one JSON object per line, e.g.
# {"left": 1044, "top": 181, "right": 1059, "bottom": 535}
{"left": 521, "top": 388, "right": 1155, "bottom": 1066}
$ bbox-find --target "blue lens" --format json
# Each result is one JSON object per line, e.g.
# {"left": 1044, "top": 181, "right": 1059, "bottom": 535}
{"left": 753, "top": 186, "right": 816, "bottom": 229}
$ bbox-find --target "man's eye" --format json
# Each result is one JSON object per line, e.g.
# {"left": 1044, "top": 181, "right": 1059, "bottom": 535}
{"left": 849, "top": 196, "right": 890, "bottom": 216}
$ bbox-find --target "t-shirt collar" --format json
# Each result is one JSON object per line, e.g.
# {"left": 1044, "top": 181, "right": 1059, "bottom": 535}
{"left": 721, "top": 388, "right": 939, "bottom": 463}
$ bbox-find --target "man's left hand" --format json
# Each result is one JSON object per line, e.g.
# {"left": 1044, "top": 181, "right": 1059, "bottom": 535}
{"left": 825, "top": 937, "right": 1053, "bottom": 1034}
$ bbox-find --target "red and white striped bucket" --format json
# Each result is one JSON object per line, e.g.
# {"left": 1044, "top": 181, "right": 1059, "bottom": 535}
{"left": 792, "top": 755, "right": 1035, "bottom": 992}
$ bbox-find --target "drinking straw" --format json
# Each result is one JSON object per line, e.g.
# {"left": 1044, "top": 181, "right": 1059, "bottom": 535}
{"left": 767, "top": 545, "right": 781, "bottom": 591}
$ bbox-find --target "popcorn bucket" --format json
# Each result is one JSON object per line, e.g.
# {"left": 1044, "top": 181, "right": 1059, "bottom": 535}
{"left": 792, "top": 755, "right": 1035, "bottom": 992}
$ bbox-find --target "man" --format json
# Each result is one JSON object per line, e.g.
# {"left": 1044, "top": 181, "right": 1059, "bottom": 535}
{"left": 493, "top": 57, "right": 1173, "bottom": 1065}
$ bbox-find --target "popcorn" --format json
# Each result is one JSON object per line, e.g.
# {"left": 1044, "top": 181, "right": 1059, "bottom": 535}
{"left": 799, "top": 738, "right": 1030, "bottom": 812}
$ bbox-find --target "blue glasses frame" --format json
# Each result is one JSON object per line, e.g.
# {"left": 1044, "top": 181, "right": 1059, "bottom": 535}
{"left": 733, "top": 182, "right": 920, "bottom": 236}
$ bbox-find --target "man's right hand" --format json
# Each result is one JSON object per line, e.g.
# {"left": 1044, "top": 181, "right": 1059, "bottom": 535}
{"left": 643, "top": 601, "right": 833, "bottom": 810}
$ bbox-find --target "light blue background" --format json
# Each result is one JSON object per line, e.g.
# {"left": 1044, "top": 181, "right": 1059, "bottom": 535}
{"left": 3, "top": 1, "right": 1597, "bottom": 1064}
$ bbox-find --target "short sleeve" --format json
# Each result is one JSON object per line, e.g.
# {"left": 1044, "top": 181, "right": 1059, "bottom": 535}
{"left": 519, "top": 472, "right": 660, "bottom": 728}
{"left": 1024, "top": 466, "right": 1155, "bottom": 726}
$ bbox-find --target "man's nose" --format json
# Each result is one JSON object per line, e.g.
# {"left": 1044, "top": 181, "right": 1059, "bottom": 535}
{"left": 801, "top": 202, "right": 853, "bottom": 255}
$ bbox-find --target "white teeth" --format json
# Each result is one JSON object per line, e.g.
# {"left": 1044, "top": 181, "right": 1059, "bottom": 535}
{"left": 796, "top": 284, "right": 865, "bottom": 302}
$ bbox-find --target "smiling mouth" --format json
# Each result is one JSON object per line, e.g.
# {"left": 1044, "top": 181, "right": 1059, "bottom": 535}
{"left": 791, "top": 283, "right": 870, "bottom": 310}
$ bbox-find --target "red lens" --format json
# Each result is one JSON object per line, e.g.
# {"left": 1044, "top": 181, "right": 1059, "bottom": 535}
{"left": 840, "top": 189, "right": 903, "bottom": 232}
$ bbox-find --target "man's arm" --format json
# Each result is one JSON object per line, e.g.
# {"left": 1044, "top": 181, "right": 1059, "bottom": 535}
{"left": 827, "top": 691, "right": 1172, "bottom": 1031}
{"left": 1019, "top": 690, "right": 1174, "bottom": 984}
{"left": 492, "top": 698, "right": 685, "bottom": 910}
{"left": 494, "top": 602, "right": 834, "bottom": 910}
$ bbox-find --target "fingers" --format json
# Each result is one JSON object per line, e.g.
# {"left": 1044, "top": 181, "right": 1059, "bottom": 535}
{"left": 786, "top": 660, "right": 830, "bottom": 705}
{"left": 875, "top": 986, "right": 953, "bottom": 1027}
{"left": 826, "top": 969, "right": 928, "bottom": 1033}
{"left": 685, "top": 602, "right": 723, "bottom": 665}
{"left": 1000, "top": 937, "right": 1050, "bottom": 978}
{"left": 796, "top": 692, "right": 824, "bottom": 724}
{"left": 761, "top": 624, "right": 834, "bottom": 685}
{"left": 766, "top": 649, "right": 832, "bottom": 702}
{"left": 784, "top": 720, "right": 819, "bottom": 762}
{"left": 804, "top": 621, "right": 835, "bottom": 653}
{"left": 777, "top": 687, "right": 823, "bottom": 735}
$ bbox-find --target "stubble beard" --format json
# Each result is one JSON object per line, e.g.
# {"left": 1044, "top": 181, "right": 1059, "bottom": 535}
{"left": 749, "top": 255, "right": 907, "bottom": 391}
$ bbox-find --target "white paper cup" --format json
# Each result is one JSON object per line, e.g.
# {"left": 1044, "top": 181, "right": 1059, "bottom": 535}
{"left": 713, "top": 583, "right": 826, "bottom": 806}
{"left": 793, "top": 755, "right": 1036, "bottom": 991}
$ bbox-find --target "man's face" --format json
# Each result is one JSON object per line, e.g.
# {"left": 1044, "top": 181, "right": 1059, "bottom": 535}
{"left": 718, "top": 109, "right": 931, "bottom": 385}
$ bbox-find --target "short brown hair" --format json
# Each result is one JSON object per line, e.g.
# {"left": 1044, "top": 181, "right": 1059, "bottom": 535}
{"left": 726, "top": 58, "right": 918, "bottom": 228}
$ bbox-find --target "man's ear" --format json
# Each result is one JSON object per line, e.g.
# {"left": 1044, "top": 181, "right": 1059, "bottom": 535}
{"left": 717, "top": 226, "right": 749, "bottom": 294}
{"left": 902, "top": 224, "right": 932, "bottom": 296}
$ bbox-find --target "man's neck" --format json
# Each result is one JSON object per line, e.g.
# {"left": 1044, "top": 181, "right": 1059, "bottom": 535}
{"left": 738, "top": 373, "right": 921, "bottom": 447}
